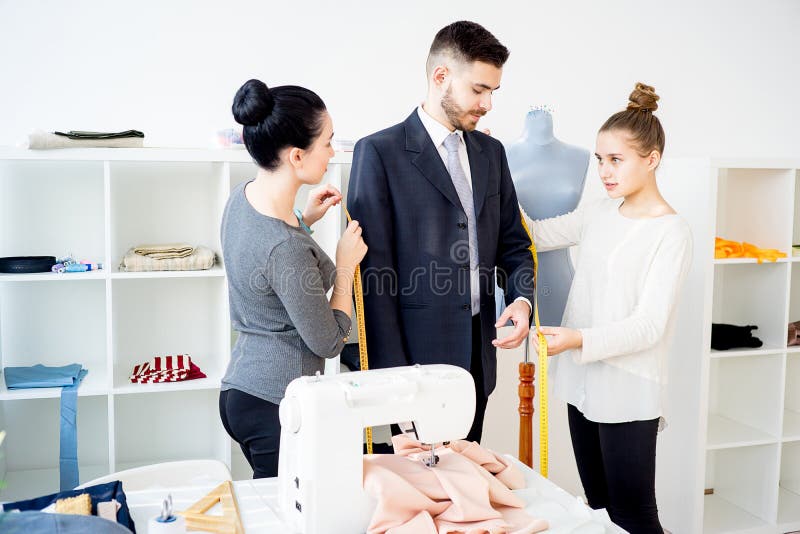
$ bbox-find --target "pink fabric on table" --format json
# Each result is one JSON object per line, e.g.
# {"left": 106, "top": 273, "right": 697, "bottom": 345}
{"left": 363, "top": 435, "right": 548, "bottom": 534}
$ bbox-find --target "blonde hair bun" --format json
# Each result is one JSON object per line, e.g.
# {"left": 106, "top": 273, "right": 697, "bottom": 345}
{"left": 627, "top": 82, "right": 659, "bottom": 112}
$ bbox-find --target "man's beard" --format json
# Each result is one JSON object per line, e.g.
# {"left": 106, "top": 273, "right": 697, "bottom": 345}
{"left": 441, "top": 85, "right": 484, "bottom": 132}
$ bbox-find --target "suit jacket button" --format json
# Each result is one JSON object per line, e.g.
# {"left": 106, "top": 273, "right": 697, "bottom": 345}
{"left": 462, "top": 304, "right": 470, "bottom": 310}
{"left": 457, "top": 222, "right": 467, "bottom": 229}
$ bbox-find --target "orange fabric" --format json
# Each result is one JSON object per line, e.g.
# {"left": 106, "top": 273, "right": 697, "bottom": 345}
{"left": 715, "top": 237, "right": 787, "bottom": 263}
{"left": 363, "top": 435, "right": 549, "bottom": 534}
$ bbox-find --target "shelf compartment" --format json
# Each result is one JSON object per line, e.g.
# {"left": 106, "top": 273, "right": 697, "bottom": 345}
{"left": 703, "top": 444, "right": 780, "bottom": 528}
{"left": 715, "top": 167, "right": 794, "bottom": 253}
{"left": 0, "top": 159, "right": 105, "bottom": 261}
{"left": 789, "top": 263, "right": 800, "bottom": 343}
{"left": 109, "top": 161, "right": 226, "bottom": 272}
{"left": 0, "top": 396, "right": 109, "bottom": 502}
{"left": 0, "top": 280, "right": 109, "bottom": 395}
{"left": 786, "top": 354, "right": 800, "bottom": 441}
{"left": 111, "top": 277, "right": 227, "bottom": 390}
{"left": 114, "top": 389, "right": 227, "bottom": 469}
{"left": 707, "top": 354, "right": 783, "bottom": 446}
{"left": 703, "top": 493, "right": 769, "bottom": 533}
{"left": 712, "top": 262, "right": 790, "bottom": 350}
{"left": 779, "top": 441, "right": 800, "bottom": 528}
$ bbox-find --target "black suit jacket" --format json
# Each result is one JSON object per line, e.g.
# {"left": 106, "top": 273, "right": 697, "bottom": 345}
{"left": 347, "top": 110, "right": 534, "bottom": 395}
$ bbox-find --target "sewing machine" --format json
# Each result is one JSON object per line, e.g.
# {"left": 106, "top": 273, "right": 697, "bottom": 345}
{"left": 277, "top": 364, "right": 475, "bottom": 534}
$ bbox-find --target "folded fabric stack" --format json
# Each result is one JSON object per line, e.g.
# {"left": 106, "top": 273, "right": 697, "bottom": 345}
{"left": 119, "top": 244, "right": 216, "bottom": 272}
{"left": 715, "top": 236, "right": 787, "bottom": 263}
{"left": 28, "top": 129, "right": 144, "bottom": 149}
{"left": 129, "top": 354, "right": 206, "bottom": 384}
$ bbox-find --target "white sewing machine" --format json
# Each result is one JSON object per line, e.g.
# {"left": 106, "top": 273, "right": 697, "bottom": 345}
{"left": 277, "top": 364, "right": 475, "bottom": 534}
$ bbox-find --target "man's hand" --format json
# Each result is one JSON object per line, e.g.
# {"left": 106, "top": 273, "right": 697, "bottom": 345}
{"left": 493, "top": 300, "right": 531, "bottom": 349}
{"left": 538, "top": 326, "right": 583, "bottom": 356}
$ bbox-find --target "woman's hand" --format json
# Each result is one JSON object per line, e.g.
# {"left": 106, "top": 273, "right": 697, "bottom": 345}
{"left": 538, "top": 326, "right": 583, "bottom": 356}
{"left": 302, "top": 184, "right": 342, "bottom": 227}
{"left": 336, "top": 220, "right": 368, "bottom": 272}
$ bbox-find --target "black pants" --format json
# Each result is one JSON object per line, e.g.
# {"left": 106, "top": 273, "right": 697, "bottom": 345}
{"left": 219, "top": 388, "right": 281, "bottom": 479}
{"left": 466, "top": 314, "right": 488, "bottom": 443}
{"left": 568, "top": 404, "right": 662, "bottom": 533}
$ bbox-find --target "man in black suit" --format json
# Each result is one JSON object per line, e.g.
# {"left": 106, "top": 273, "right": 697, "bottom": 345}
{"left": 347, "top": 21, "right": 534, "bottom": 443}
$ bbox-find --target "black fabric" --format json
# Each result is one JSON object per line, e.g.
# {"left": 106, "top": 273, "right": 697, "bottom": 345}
{"left": 711, "top": 323, "right": 763, "bottom": 350}
{"left": 567, "top": 404, "right": 662, "bottom": 533}
{"left": 219, "top": 388, "right": 281, "bottom": 479}
{"left": 53, "top": 130, "right": 144, "bottom": 140}
{"left": 2, "top": 480, "right": 136, "bottom": 532}
{"left": 0, "top": 256, "right": 56, "bottom": 273}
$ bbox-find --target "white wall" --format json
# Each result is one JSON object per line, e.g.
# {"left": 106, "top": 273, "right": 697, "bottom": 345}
{"left": 1, "top": 0, "right": 798, "bottom": 528}
{"left": 1, "top": 0, "right": 799, "bottom": 158}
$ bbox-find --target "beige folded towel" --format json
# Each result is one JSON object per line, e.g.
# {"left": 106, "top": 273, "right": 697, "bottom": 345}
{"left": 120, "top": 246, "right": 216, "bottom": 272}
{"left": 28, "top": 130, "right": 144, "bottom": 149}
{"left": 133, "top": 243, "right": 195, "bottom": 260}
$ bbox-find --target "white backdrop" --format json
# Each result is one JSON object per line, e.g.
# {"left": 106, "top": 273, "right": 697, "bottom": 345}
{"left": 1, "top": 0, "right": 799, "bottom": 529}
{"left": 1, "top": 0, "right": 799, "bottom": 158}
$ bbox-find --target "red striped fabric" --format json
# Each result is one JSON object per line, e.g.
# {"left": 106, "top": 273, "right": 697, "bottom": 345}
{"left": 129, "top": 354, "right": 204, "bottom": 384}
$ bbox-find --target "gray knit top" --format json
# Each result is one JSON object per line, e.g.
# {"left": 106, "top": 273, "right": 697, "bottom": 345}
{"left": 220, "top": 181, "right": 351, "bottom": 404}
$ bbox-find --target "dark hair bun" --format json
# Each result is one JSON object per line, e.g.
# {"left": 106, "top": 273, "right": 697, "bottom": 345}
{"left": 232, "top": 79, "right": 274, "bottom": 126}
{"left": 627, "top": 82, "right": 659, "bottom": 112}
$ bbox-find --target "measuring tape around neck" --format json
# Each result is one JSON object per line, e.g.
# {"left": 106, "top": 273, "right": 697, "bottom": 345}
{"left": 519, "top": 212, "right": 549, "bottom": 478}
{"left": 343, "top": 207, "right": 373, "bottom": 454}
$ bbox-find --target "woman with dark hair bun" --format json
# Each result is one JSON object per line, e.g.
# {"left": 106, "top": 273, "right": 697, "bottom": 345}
{"left": 219, "top": 78, "right": 367, "bottom": 478}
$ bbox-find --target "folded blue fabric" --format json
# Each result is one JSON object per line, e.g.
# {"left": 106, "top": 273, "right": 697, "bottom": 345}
{"left": 4, "top": 364, "right": 83, "bottom": 389}
{"left": 2, "top": 480, "right": 136, "bottom": 533}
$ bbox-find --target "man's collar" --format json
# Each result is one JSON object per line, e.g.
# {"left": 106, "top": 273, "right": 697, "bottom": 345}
{"left": 417, "top": 105, "right": 464, "bottom": 149}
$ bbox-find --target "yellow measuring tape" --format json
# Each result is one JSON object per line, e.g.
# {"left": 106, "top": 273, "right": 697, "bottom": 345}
{"left": 343, "top": 207, "right": 373, "bottom": 454}
{"left": 519, "top": 212, "right": 549, "bottom": 477}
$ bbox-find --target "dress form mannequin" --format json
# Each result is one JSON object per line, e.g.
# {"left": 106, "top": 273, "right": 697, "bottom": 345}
{"left": 497, "top": 109, "right": 590, "bottom": 326}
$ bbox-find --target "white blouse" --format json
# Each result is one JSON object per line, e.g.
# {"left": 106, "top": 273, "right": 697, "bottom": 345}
{"left": 527, "top": 198, "right": 692, "bottom": 425}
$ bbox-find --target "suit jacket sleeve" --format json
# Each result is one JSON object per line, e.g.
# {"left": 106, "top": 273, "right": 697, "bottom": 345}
{"left": 347, "top": 138, "right": 411, "bottom": 367}
{"left": 495, "top": 145, "right": 535, "bottom": 306}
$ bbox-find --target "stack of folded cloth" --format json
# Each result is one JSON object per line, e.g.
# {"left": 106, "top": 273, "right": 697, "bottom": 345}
{"left": 129, "top": 354, "right": 207, "bottom": 383}
{"left": 119, "top": 243, "right": 216, "bottom": 272}
{"left": 28, "top": 129, "right": 144, "bottom": 149}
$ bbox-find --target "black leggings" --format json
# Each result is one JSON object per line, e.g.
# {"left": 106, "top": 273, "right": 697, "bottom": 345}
{"left": 567, "top": 404, "right": 663, "bottom": 533}
{"left": 219, "top": 388, "right": 281, "bottom": 479}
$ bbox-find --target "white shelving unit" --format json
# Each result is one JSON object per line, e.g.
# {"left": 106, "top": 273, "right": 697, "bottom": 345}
{"left": 0, "top": 147, "right": 351, "bottom": 502}
{"left": 695, "top": 162, "right": 800, "bottom": 533}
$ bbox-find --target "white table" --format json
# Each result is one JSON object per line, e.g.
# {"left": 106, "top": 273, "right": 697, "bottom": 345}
{"left": 125, "top": 457, "right": 626, "bottom": 533}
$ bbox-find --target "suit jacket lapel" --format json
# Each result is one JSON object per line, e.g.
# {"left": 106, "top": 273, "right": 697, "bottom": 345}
{"left": 404, "top": 111, "right": 465, "bottom": 213}
{"left": 464, "top": 130, "right": 489, "bottom": 218}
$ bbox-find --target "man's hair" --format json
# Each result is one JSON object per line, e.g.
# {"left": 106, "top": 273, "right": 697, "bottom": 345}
{"left": 426, "top": 21, "right": 509, "bottom": 75}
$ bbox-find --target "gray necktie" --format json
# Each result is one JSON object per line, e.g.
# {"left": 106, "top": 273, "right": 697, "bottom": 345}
{"left": 443, "top": 133, "right": 479, "bottom": 314}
